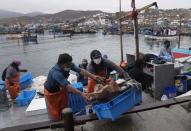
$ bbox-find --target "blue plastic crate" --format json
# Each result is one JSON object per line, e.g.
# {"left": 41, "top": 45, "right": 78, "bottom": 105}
{"left": 69, "top": 82, "right": 86, "bottom": 115}
{"left": 16, "top": 89, "right": 36, "bottom": 106}
{"left": 0, "top": 80, "right": 5, "bottom": 91}
{"left": 20, "top": 72, "right": 33, "bottom": 90}
{"left": 71, "top": 82, "right": 83, "bottom": 92}
{"left": 0, "top": 80, "right": 7, "bottom": 103}
{"left": 0, "top": 80, "right": 5, "bottom": 85}
{"left": 69, "top": 93, "right": 86, "bottom": 114}
{"left": 93, "top": 87, "right": 142, "bottom": 121}
{"left": 134, "top": 87, "right": 142, "bottom": 105}
{"left": 0, "top": 80, "right": 6, "bottom": 95}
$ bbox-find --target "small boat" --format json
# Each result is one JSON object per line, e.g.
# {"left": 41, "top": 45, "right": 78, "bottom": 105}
{"left": 57, "top": 33, "right": 72, "bottom": 38}
{"left": 172, "top": 48, "right": 191, "bottom": 59}
{"left": 6, "top": 34, "right": 22, "bottom": 40}
{"left": 144, "top": 34, "right": 178, "bottom": 41}
{"left": 144, "top": 26, "right": 178, "bottom": 41}
{"left": 21, "top": 32, "right": 38, "bottom": 44}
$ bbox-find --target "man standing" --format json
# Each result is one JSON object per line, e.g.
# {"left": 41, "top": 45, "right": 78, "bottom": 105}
{"left": 77, "top": 59, "right": 88, "bottom": 86}
{"left": 87, "top": 50, "right": 130, "bottom": 93}
{"left": 44, "top": 53, "right": 104, "bottom": 121}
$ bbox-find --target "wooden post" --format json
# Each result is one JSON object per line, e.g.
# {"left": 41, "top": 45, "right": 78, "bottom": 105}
{"left": 54, "top": 28, "right": 56, "bottom": 39}
{"left": 178, "top": 17, "right": 181, "bottom": 48}
{"left": 119, "top": 0, "right": 124, "bottom": 62}
{"left": 133, "top": 12, "right": 140, "bottom": 60}
{"left": 61, "top": 108, "right": 74, "bottom": 131}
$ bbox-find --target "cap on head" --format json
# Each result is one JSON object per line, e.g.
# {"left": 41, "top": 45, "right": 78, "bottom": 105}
{"left": 103, "top": 54, "right": 108, "bottom": 59}
{"left": 90, "top": 50, "right": 102, "bottom": 60}
{"left": 82, "top": 59, "right": 88, "bottom": 64}
{"left": 13, "top": 60, "right": 21, "bottom": 66}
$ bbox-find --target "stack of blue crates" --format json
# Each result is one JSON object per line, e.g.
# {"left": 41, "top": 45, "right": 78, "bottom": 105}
{"left": 19, "top": 72, "right": 33, "bottom": 90}
{"left": 93, "top": 87, "right": 142, "bottom": 121}
{"left": 69, "top": 82, "right": 86, "bottom": 115}
{"left": 16, "top": 89, "right": 36, "bottom": 106}
{"left": 0, "top": 80, "right": 7, "bottom": 104}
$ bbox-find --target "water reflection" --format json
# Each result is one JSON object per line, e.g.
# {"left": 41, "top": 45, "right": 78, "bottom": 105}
{"left": 0, "top": 34, "right": 190, "bottom": 77}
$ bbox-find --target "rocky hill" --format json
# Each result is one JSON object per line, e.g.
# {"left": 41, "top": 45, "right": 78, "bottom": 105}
{"left": 0, "top": 10, "right": 104, "bottom": 24}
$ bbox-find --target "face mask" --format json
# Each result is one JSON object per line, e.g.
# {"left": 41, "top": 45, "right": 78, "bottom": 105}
{"left": 63, "top": 67, "right": 71, "bottom": 71}
{"left": 93, "top": 58, "right": 101, "bottom": 65}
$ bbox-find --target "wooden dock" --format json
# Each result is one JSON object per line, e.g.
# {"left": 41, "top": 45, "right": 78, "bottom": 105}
{"left": 0, "top": 92, "right": 191, "bottom": 131}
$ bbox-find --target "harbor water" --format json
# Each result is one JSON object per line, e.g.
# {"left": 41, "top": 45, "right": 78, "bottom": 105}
{"left": 0, "top": 32, "right": 191, "bottom": 77}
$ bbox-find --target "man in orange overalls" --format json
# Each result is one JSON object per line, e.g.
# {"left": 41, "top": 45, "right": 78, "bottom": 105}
{"left": 5, "top": 60, "right": 27, "bottom": 100}
{"left": 44, "top": 53, "right": 104, "bottom": 121}
{"left": 87, "top": 50, "right": 130, "bottom": 93}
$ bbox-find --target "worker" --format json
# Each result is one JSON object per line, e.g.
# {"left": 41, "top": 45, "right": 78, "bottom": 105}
{"left": 44, "top": 53, "right": 104, "bottom": 121}
{"left": 159, "top": 40, "right": 174, "bottom": 62}
{"left": 3, "top": 60, "right": 27, "bottom": 100}
{"left": 103, "top": 54, "right": 108, "bottom": 59}
{"left": 77, "top": 59, "right": 88, "bottom": 86}
{"left": 87, "top": 50, "right": 130, "bottom": 93}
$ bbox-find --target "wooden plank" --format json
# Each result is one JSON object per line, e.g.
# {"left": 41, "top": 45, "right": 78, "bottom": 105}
{"left": 1, "top": 95, "right": 191, "bottom": 130}
{"left": 51, "top": 96, "right": 191, "bottom": 129}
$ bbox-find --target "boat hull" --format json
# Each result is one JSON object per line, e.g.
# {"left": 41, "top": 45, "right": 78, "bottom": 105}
{"left": 172, "top": 48, "right": 191, "bottom": 58}
{"left": 145, "top": 35, "right": 178, "bottom": 41}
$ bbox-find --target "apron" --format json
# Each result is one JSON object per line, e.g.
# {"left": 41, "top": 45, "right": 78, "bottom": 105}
{"left": 5, "top": 72, "right": 20, "bottom": 100}
{"left": 44, "top": 87, "right": 68, "bottom": 121}
{"left": 88, "top": 69, "right": 106, "bottom": 93}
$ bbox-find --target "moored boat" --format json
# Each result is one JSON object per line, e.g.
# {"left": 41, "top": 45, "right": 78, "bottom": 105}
{"left": 21, "top": 32, "right": 38, "bottom": 44}
{"left": 6, "top": 34, "right": 22, "bottom": 40}
{"left": 172, "top": 48, "right": 191, "bottom": 59}
{"left": 144, "top": 34, "right": 178, "bottom": 41}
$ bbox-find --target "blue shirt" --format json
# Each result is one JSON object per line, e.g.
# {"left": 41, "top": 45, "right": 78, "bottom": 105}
{"left": 44, "top": 63, "right": 80, "bottom": 92}
{"left": 159, "top": 47, "right": 171, "bottom": 57}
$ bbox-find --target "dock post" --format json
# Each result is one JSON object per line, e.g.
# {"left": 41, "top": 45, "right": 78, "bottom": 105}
{"left": 133, "top": 12, "right": 140, "bottom": 60}
{"left": 61, "top": 108, "right": 74, "bottom": 131}
{"left": 119, "top": 0, "right": 124, "bottom": 62}
{"left": 178, "top": 15, "right": 181, "bottom": 48}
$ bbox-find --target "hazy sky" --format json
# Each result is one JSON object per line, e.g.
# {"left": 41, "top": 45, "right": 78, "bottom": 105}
{"left": 1, "top": 0, "right": 190, "bottom": 13}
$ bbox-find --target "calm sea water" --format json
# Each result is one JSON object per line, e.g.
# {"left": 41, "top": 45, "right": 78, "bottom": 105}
{"left": 0, "top": 32, "right": 191, "bottom": 77}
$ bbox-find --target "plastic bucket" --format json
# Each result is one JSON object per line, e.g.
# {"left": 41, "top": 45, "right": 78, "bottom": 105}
{"left": 164, "top": 87, "right": 177, "bottom": 98}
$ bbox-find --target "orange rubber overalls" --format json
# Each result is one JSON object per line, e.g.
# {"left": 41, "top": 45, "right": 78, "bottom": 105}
{"left": 88, "top": 69, "right": 108, "bottom": 93}
{"left": 5, "top": 72, "right": 20, "bottom": 100}
{"left": 44, "top": 87, "right": 68, "bottom": 122}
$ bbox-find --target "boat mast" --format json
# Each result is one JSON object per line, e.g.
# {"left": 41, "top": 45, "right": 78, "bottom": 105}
{"left": 119, "top": 0, "right": 124, "bottom": 62}
{"left": 116, "top": 1, "right": 158, "bottom": 60}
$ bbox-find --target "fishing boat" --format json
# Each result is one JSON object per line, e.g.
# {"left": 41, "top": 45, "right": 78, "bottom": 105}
{"left": 144, "top": 26, "right": 178, "bottom": 41}
{"left": 21, "top": 32, "right": 38, "bottom": 44}
{"left": 6, "top": 34, "right": 22, "bottom": 40}
{"left": 56, "top": 33, "right": 72, "bottom": 38}
{"left": 144, "top": 34, "right": 178, "bottom": 41}
{"left": 172, "top": 48, "right": 191, "bottom": 59}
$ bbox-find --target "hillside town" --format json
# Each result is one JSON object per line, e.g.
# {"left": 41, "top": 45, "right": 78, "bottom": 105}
{"left": 0, "top": 8, "right": 191, "bottom": 36}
